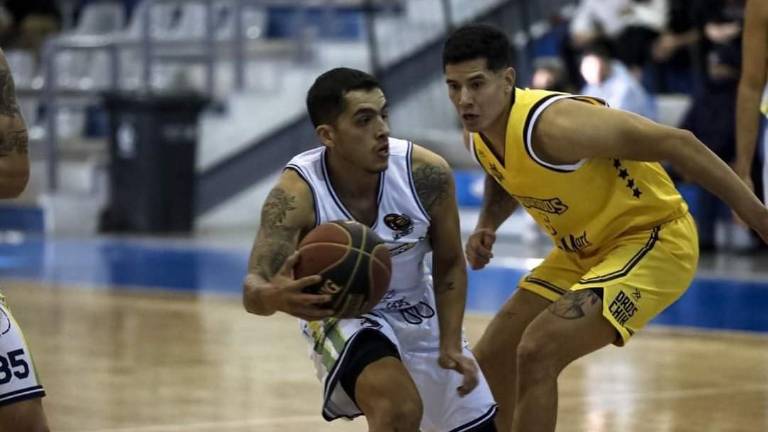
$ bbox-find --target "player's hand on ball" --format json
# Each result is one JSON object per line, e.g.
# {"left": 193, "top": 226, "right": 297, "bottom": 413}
{"left": 438, "top": 350, "right": 479, "bottom": 397}
{"left": 274, "top": 252, "right": 335, "bottom": 321}
{"left": 245, "top": 252, "right": 334, "bottom": 321}
{"left": 465, "top": 228, "right": 496, "bottom": 270}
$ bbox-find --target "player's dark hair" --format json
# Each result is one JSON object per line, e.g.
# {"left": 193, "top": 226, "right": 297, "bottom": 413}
{"left": 443, "top": 23, "right": 512, "bottom": 71}
{"left": 306, "top": 67, "right": 381, "bottom": 127}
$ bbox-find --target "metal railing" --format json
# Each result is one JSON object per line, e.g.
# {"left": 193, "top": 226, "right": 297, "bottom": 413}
{"left": 35, "top": 0, "right": 576, "bottom": 202}
{"left": 37, "top": 0, "right": 314, "bottom": 191}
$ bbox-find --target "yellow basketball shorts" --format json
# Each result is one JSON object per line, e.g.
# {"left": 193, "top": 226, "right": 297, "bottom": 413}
{"left": 518, "top": 213, "right": 699, "bottom": 345}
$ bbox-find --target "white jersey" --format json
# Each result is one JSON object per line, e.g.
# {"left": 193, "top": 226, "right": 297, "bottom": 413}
{"left": 286, "top": 137, "right": 432, "bottom": 312}
{"left": 289, "top": 139, "right": 498, "bottom": 428}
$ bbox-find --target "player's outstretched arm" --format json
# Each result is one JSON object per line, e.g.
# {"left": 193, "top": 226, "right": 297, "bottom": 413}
{"left": 243, "top": 170, "right": 332, "bottom": 320}
{"left": 412, "top": 144, "right": 478, "bottom": 396}
{"left": 535, "top": 100, "right": 768, "bottom": 243}
{"left": 734, "top": 0, "right": 768, "bottom": 184}
{"left": 0, "top": 48, "right": 29, "bottom": 198}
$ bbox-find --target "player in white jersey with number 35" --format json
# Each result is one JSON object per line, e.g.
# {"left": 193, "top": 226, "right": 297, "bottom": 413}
{"left": 243, "top": 67, "right": 497, "bottom": 431}
{"left": 0, "top": 47, "right": 49, "bottom": 431}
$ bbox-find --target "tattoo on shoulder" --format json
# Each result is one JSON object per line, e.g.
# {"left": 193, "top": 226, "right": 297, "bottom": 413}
{"left": 0, "top": 129, "right": 27, "bottom": 156}
{"left": 262, "top": 187, "right": 297, "bottom": 230}
{"left": 413, "top": 163, "right": 450, "bottom": 213}
{"left": 0, "top": 67, "right": 19, "bottom": 117}
{"left": 547, "top": 290, "right": 600, "bottom": 320}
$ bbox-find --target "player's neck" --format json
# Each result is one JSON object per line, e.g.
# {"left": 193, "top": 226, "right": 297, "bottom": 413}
{"left": 483, "top": 104, "right": 511, "bottom": 162}
{"left": 325, "top": 153, "right": 380, "bottom": 201}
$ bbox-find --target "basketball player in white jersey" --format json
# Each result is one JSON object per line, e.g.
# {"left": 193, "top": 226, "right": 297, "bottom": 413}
{"left": 0, "top": 48, "right": 50, "bottom": 431}
{"left": 243, "top": 67, "right": 497, "bottom": 431}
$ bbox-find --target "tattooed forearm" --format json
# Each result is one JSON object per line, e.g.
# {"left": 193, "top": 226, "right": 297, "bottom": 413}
{"left": 548, "top": 290, "right": 600, "bottom": 320}
{"left": 251, "top": 186, "right": 302, "bottom": 279}
{"left": 251, "top": 237, "right": 293, "bottom": 279}
{"left": 0, "top": 67, "right": 19, "bottom": 117}
{"left": 262, "top": 187, "right": 296, "bottom": 230}
{"left": 413, "top": 163, "right": 450, "bottom": 213}
{"left": 0, "top": 129, "right": 27, "bottom": 156}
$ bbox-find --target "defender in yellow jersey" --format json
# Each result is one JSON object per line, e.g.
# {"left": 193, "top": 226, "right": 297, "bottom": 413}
{"left": 442, "top": 24, "right": 768, "bottom": 432}
{"left": 0, "top": 48, "right": 50, "bottom": 431}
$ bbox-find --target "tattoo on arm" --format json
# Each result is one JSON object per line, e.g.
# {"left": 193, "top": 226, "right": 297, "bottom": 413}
{"left": 0, "top": 67, "right": 19, "bottom": 117}
{"left": 251, "top": 186, "right": 300, "bottom": 279}
{"left": 252, "top": 237, "right": 293, "bottom": 279}
{"left": 547, "top": 290, "right": 601, "bottom": 319}
{"left": 0, "top": 129, "right": 27, "bottom": 156}
{"left": 413, "top": 163, "right": 450, "bottom": 213}
{"left": 262, "top": 187, "right": 297, "bottom": 230}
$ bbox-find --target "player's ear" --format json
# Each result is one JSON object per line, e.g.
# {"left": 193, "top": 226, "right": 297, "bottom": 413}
{"left": 316, "top": 125, "right": 335, "bottom": 148}
{"left": 504, "top": 67, "right": 516, "bottom": 93}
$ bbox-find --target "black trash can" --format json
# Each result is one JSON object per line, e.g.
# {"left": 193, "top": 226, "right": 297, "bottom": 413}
{"left": 100, "top": 91, "right": 209, "bottom": 234}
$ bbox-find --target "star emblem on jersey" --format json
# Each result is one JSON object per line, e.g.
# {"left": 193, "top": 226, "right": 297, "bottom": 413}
{"left": 612, "top": 159, "right": 643, "bottom": 199}
{"left": 384, "top": 213, "right": 414, "bottom": 240}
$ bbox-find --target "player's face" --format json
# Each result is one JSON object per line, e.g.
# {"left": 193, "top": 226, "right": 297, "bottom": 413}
{"left": 325, "top": 88, "right": 390, "bottom": 173}
{"left": 444, "top": 58, "right": 515, "bottom": 133}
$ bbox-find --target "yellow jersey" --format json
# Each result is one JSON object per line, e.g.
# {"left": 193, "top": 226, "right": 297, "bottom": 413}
{"left": 470, "top": 88, "right": 688, "bottom": 256}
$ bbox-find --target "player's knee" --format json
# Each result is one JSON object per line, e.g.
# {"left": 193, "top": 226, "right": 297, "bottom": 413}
{"left": 516, "top": 334, "right": 559, "bottom": 377}
{"left": 366, "top": 395, "right": 423, "bottom": 431}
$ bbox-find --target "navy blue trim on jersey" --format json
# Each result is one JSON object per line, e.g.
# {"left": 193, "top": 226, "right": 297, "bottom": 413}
{"left": 321, "top": 149, "right": 384, "bottom": 229}
{"left": 0, "top": 385, "right": 45, "bottom": 406}
{"left": 524, "top": 276, "right": 567, "bottom": 295}
{"left": 285, "top": 164, "right": 320, "bottom": 227}
{"left": 449, "top": 404, "right": 498, "bottom": 432}
{"left": 578, "top": 226, "right": 661, "bottom": 284}
{"left": 522, "top": 94, "right": 571, "bottom": 173}
{"left": 406, "top": 141, "right": 431, "bottom": 221}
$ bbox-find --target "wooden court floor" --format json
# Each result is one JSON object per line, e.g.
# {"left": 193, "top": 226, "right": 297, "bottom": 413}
{"left": 2, "top": 280, "right": 767, "bottom": 432}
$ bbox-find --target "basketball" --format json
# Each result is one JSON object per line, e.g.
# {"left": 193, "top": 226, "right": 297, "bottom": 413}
{"left": 294, "top": 220, "right": 392, "bottom": 318}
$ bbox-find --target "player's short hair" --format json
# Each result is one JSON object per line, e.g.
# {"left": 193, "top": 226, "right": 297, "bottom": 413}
{"left": 306, "top": 67, "right": 381, "bottom": 127}
{"left": 443, "top": 23, "right": 512, "bottom": 71}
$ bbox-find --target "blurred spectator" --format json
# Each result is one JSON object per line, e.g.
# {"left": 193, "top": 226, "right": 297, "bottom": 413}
{"left": 568, "top": 0, "right": 669, "bottom": 78}
{"left": 530, "top": 57, "right": 574, "bottom": 93}
{"left": 0, "top": 0, "right": 62, "bottom": 62}
{"left": 650, "top": 0, "right": 707, "bottom": 93}
{"left": 579, "top": 40, "right": 657, "bottom": 120}
{"left": 678, "top": 0, "right": 750, "bottom": 251}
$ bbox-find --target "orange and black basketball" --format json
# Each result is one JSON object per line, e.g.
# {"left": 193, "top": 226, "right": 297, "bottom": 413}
{"left": 294, "top": 220, "right": 392, "bottom": 318}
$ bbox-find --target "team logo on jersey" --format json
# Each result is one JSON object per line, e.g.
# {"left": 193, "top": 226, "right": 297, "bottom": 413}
{"left": 384, "top": 213, "right": 413, "bottom": 240}
{"left": 609, "top": 290, "right": 639, "bottom": 326}
{"left": 399, "top": 301, "right": 436, "bottom": 325}
{"left": 514, "top": 195, "right": 569, "bottom": 215}
{"left": 558, "top": 231, "right": 592, "bottom": 253}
